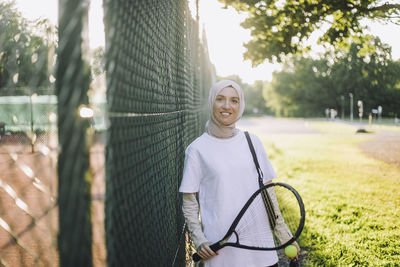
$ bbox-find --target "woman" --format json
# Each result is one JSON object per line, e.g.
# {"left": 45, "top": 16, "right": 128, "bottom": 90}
{"left": 179, "top": 80, "right": 297, "bottom": 266}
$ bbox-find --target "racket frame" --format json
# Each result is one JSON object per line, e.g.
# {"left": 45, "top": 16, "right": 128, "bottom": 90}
{"left": 192, "top": 182, "right": 305, "bottom": 261}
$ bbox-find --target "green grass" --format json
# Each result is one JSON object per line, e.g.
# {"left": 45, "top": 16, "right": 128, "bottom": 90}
{"left": 253, "top": 122, "right": 400, "bottom": 266}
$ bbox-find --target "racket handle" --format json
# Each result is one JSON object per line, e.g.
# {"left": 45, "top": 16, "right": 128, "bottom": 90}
{"left": 192, "top": 242, "right": 222, "bottom": 262}
{"left": 289, "top": 258, "right": 299, "bottom": 267}
{"left": 192, "top": 253, "right": 202, "bottom": 262}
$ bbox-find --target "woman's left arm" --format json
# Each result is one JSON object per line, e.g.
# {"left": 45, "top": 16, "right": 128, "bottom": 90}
{"left": 182, "top": 193, "right": 209, "bottom": 248}
{"left": 264, "top": 181, "right": 301, "bottom": 258}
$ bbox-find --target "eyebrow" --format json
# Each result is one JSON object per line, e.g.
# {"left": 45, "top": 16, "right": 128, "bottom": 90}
{"left": 216, "top": 95, "right": 239, "bottom": 99}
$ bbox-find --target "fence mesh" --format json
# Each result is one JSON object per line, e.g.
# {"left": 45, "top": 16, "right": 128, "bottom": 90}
{"left": 0, "top": 0, "right": 213, "bottom": 266}
{"left": 103, "top": 0, "right": 214, "bottom": 266}
{"left": 0, "top": 1, "right": 59, "bottom": 266}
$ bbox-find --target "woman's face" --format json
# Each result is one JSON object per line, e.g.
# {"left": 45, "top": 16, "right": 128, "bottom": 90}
{"left": 213, "top": 86, "right": 240, "bottom": 126}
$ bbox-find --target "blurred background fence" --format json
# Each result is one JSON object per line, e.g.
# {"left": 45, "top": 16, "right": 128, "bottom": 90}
{"left": 0, "top": 0, "right": 213, "bottom": 266}
{"left": 0, "top": 0, "right": 59, "bottom": 265}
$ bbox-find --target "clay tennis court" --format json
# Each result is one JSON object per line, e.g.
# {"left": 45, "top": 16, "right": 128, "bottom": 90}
{"left": 0, "top": 132, "right": 106, "bottom": 267}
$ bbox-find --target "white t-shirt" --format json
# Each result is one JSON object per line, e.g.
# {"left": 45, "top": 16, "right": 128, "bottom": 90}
{"left": 179, "top": 130, "right": 279, "bottom": 267}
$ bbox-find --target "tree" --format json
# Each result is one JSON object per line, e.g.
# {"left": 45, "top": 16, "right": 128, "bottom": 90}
{"left": 265, "top": 38, "right": 400, "bottom": 117}
{"left": 219, "top": 0, "right": 400, "bottom": 65}
{"left": 243, "top": 80, "right": 271, "bottom": 115}
{"left": 264, "top": 56, "right": 334, "bottom": 117}
{"left": 330, "top": 37, "right": 400, "bottom": 116}
{"left": 0, "top": 1, "right": 56, "bottom": 95}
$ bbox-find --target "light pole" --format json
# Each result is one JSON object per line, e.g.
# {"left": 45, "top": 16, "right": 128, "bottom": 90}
{"left": 341, "top": 95, "right": 344, "bottom": 120}
{"left": 378, "top": 105, "right": 382, "bottom": 123}
{"left": 30, "top": 93, "right": 37, "bottom": 153}
{"left": 357, "top": 100, "right": 363, "bottom": 123}
{"left": 349, "top": 93, "right": 353, "bottom": 122}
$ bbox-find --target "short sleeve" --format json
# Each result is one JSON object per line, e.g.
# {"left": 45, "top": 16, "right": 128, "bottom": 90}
{"left": 179, "top": 150, "right": 202, "bottom": 193}
{"left": 252, "top": 134, "right": 277, "bottom": 183}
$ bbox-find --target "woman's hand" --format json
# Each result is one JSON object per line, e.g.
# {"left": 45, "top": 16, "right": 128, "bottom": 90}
{"left": 289, "top": 241, "right": 301, "bottom": 260}
{"left": 197, "top": 242, "right": 218, "bottom": 260}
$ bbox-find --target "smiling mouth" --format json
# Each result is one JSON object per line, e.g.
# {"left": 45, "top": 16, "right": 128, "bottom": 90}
{"left": 220, "top": 112, "right": 231, "bottom": 116}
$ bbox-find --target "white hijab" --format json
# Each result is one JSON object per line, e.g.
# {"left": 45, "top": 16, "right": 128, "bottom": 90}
{"left": 206, "top": 80, "right": 245, "bottom": 139}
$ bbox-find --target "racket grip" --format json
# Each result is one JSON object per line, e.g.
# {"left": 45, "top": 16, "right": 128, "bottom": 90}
{"left": 289, "top": 258, "right": 299, "bottom": 267}
{"left": 192, "top": 253, "right": 202, "bottom": 262}
{"left": 192, "top": 242, "right": 221, "bottom": 262}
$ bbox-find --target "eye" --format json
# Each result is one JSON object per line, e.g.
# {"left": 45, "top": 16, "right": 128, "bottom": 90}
{"left": 232, "top": 99, "right": 239, "bottom": 104}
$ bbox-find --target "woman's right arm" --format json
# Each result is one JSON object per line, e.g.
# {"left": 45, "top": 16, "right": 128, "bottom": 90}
{"left": 182, "top": 193, "right": 218, "bottom": 260}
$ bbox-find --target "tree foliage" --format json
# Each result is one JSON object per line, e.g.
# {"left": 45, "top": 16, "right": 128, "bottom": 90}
{"left": 265, "top": 37, "right": 400, "bottom": 117}
{"left": 90, "top": 46, "right": 105, "bottom": 77}
{"left": 219, "top": 0, "right": 400, "bottom": 64}
{"left": 244, "top": 79, "right": 271, "bottom": 114}
{"left": 0, "top": 1, "right": 57, "bottom": 95}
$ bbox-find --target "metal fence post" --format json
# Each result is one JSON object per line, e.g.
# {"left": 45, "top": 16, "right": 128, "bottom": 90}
{"left": 56, "top": 0, "right": 93, "bottom": 266}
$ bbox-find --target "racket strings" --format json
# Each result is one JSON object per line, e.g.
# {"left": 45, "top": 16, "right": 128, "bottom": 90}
{"left": 233, "top": 194, "right": 275, "bottom": 247}
{"left": 233, "top": 185, "right": 302, "bottom": 249}
{"left": 261, "top": 190, "right": 276, "bottom": 229}
{"left": 270, "top": 186, "right": 301, "bottom": 246}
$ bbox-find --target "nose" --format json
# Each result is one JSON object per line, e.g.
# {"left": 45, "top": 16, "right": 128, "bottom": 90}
{"left": 222, "top": 99, "right": 230, "bottom": 109}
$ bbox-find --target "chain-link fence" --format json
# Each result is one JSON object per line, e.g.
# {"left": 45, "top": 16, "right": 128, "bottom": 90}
{"left": 103, "top": 0, "right": 214, "bottom": 266}
{"left": 0, "top": 0, "right": 59, "bottom": 265}
{"left": 1, "top": 0, "right": 213, "bottom": 266}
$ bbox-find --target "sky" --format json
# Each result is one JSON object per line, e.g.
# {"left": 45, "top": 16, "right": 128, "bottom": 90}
{"left": 13, "top": 0, "right": 400, "bottom": 84}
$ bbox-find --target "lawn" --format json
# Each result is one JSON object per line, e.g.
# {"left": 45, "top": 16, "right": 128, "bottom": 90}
{"left": 253, "top": 121, "right": 400, "bottom": 266}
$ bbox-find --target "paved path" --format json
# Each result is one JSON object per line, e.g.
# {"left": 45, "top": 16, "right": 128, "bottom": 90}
{"left": 237, "top": 116, "right": 319, "bottom": 134}
{"left": 359, "top": 130, "right": 400, "bottom": 168}
{"left": 238, "top": 116, "right": 400, "bottom": 168}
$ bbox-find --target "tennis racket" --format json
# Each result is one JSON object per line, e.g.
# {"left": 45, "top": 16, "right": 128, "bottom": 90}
{"left": 192, "top": 182, "right": 305, "bottom": 262}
